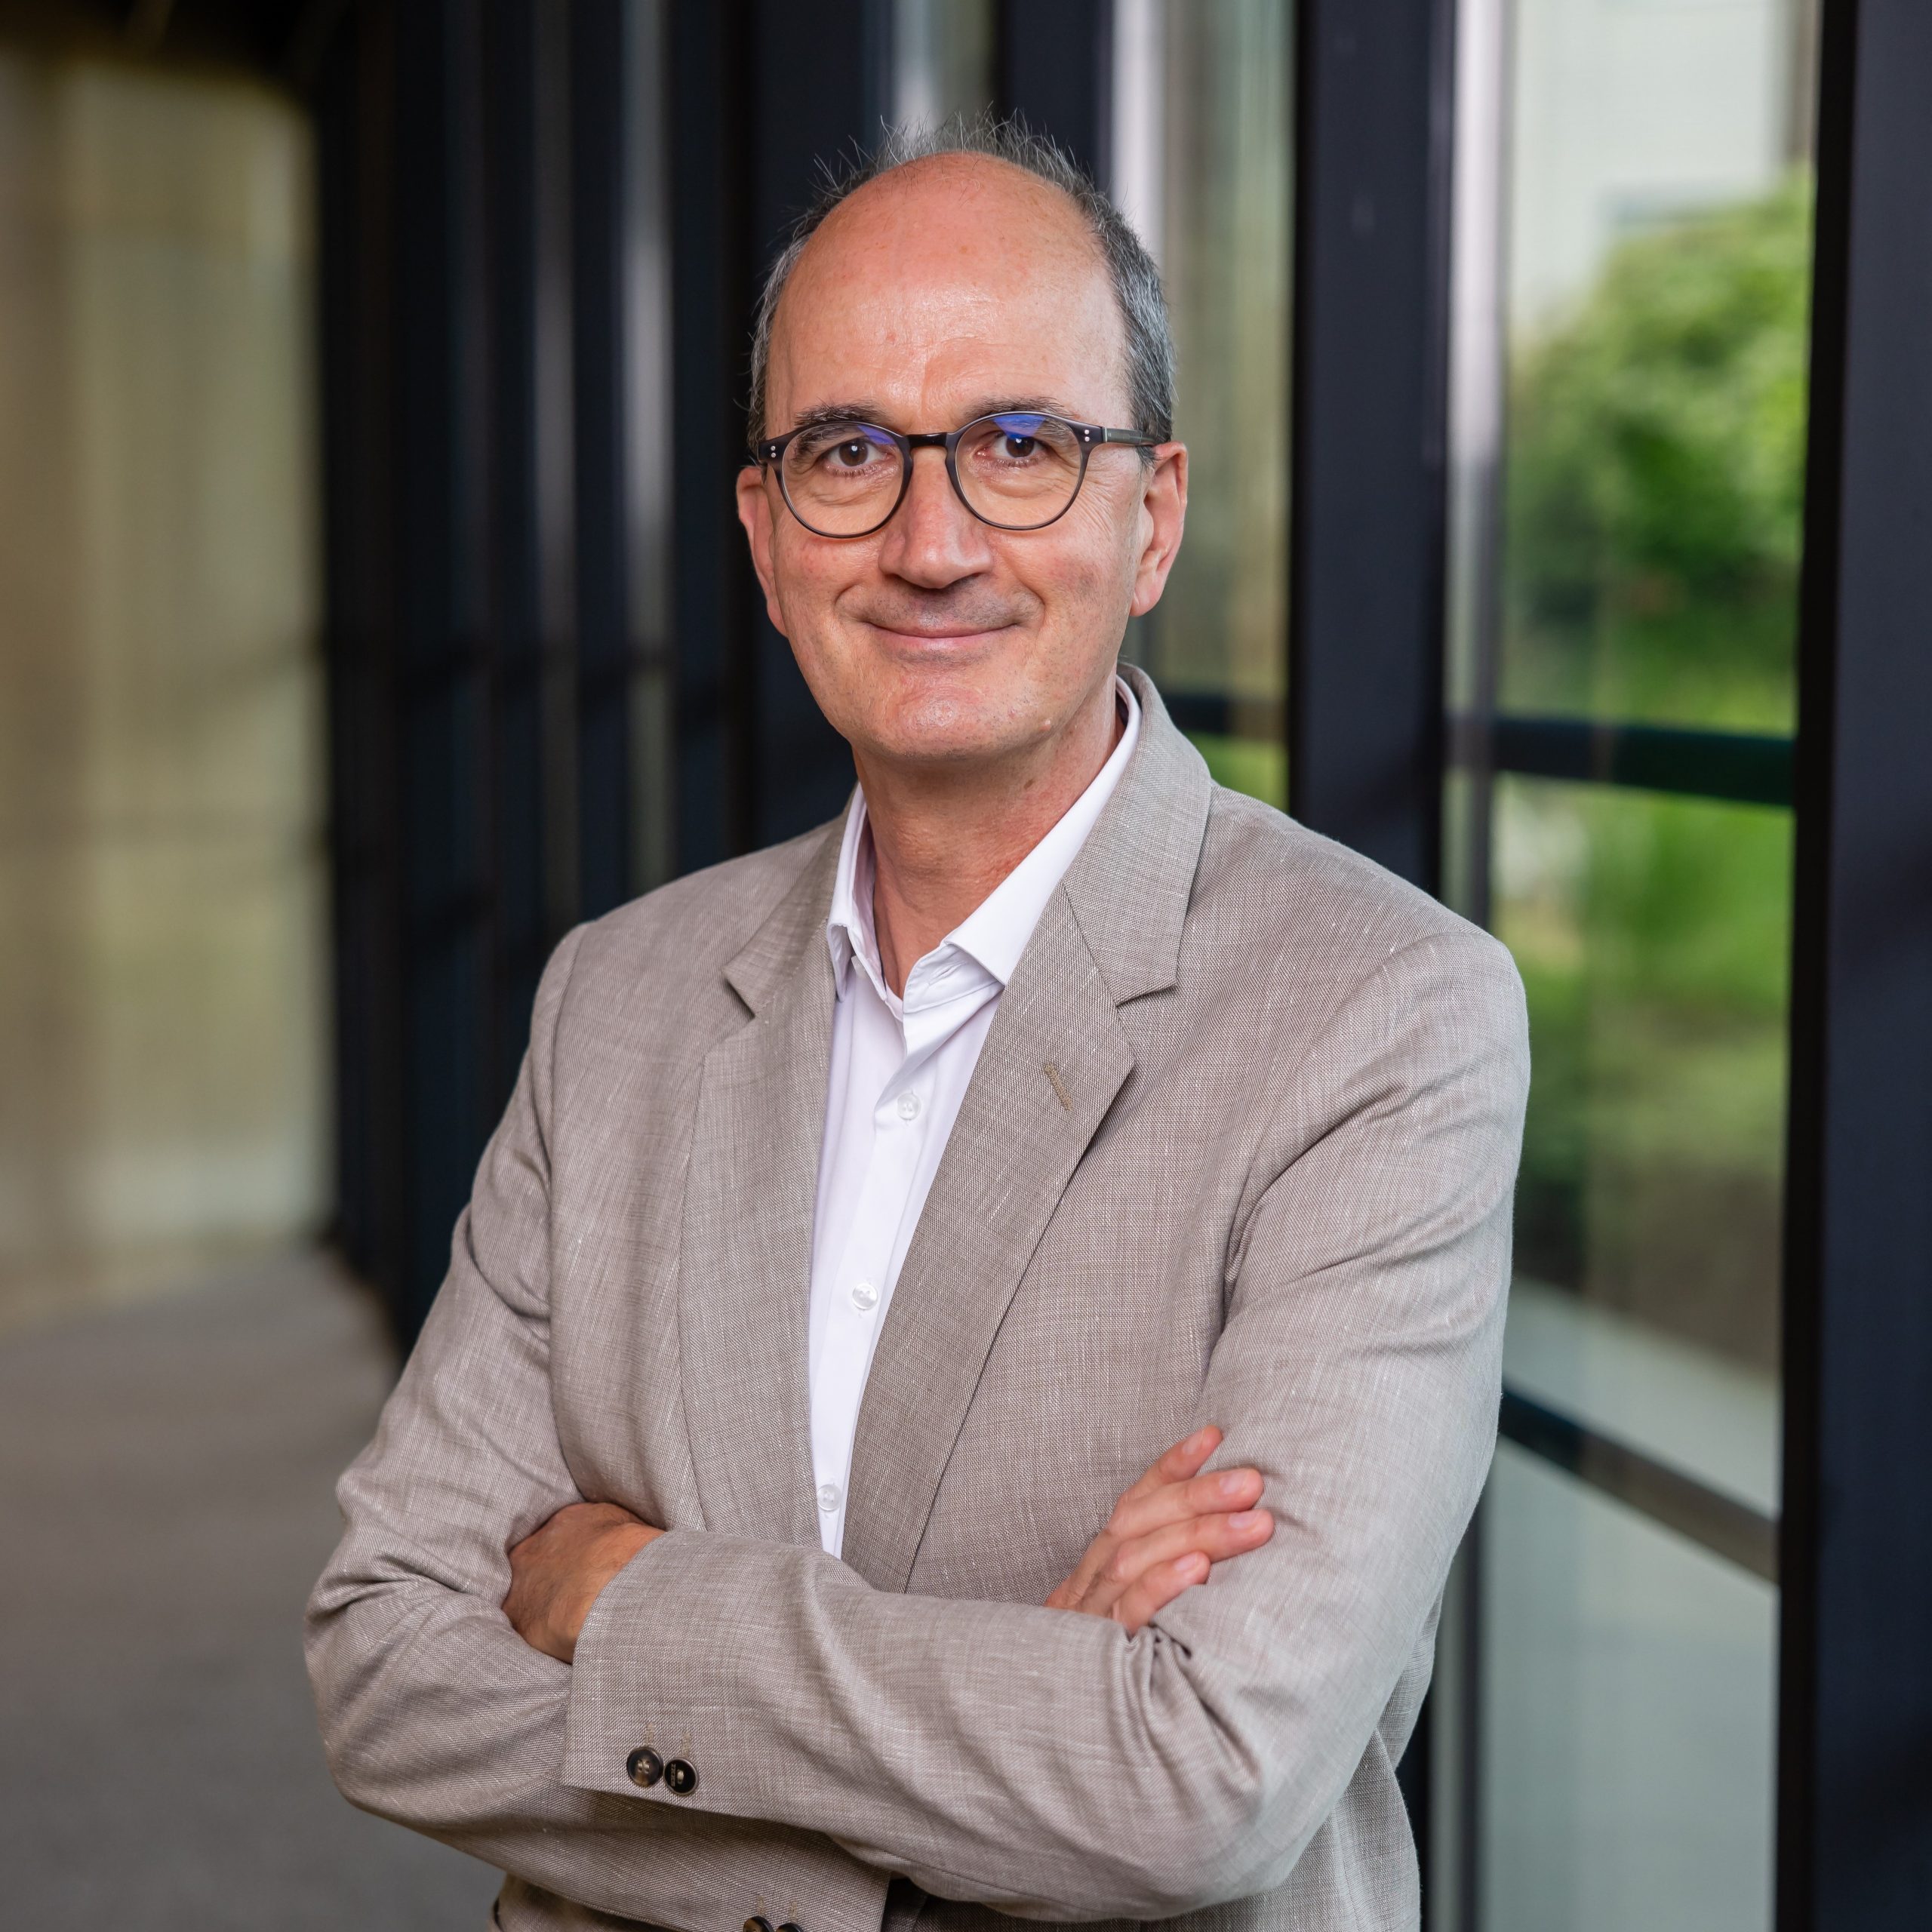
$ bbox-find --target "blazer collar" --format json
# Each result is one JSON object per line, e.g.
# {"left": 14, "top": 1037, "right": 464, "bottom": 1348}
{"left": 721, "top": 819, "right": 845, "bottom": 1018}
{"left": 718, "top": 663, "right": 1212, "bottom": 1023}
{"left": 1060, "top": 662, "right": 1214, "bottom": 1006}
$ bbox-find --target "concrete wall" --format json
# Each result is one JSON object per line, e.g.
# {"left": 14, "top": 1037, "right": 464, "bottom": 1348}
{"left": 0, "top": 51, "right": 327, "bottom": 1332}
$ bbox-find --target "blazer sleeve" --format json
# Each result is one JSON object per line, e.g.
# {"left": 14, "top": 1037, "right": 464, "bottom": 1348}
{"left": 303, "top": 927, "right": 891, "bottom": 1932}
{"left": 561, "top": 926, "right": 1529, "bottom": 1922}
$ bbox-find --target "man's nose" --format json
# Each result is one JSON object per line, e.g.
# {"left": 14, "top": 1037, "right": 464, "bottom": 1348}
{"left": 875, "top": 446, "right": 990, "bottom": 586}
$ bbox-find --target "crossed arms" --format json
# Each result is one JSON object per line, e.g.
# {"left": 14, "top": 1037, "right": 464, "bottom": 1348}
{"left": 503, "top": 1423, "right": 1270, "bottom": 1665}
{"left": 304, "top": 924, "right": 1527, "bottom": 1930}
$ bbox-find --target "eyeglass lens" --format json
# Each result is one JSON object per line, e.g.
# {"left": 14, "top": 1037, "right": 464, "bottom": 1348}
{"left": 779, "top": 413, "right": 1087, "bottom": 534}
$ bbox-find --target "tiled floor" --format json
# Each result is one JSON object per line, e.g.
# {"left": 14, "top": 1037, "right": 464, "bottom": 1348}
{"left": 0, "top": 1251, "right": 500, "bottom": 1929}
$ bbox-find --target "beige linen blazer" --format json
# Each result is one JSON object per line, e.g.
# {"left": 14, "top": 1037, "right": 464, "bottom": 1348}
{"left": 306, "top": 666, "right": 1529, "bottom": 1932}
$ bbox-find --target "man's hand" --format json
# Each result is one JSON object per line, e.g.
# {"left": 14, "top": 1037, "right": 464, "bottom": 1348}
{"left": 504, "top": 1500, "right": 661, "bottom": 1663}
{"left": 1045, "top": 1426, "right": 1273, "bottom": 1633}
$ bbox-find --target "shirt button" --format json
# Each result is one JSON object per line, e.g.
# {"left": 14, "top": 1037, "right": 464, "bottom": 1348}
{"left": 817, "top": 1481, "right": 842, "bottom": 1513}
{"left": 850, "top": 1278, "right": 879, "bottom": 1312}
{"left": 896, "top": 1091, "right": 921, "bottom": 1121}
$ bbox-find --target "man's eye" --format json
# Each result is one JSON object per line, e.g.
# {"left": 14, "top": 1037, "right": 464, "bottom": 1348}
{"left": 832, "top": 438, "right": 878, "bottom": 466}
{"left": 1000, "top": 434, "right": 1039, "bottom": 460}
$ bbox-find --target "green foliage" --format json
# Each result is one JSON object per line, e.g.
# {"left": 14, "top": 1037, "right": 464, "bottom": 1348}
{"left": 1504, "top": 177, "right": 1813, "bottom": 730}
{"left": 1497, "top": 180, "right": 1812, "bottom": 1361}
{"left": 1503, "top": 786, "right": 1793, "bottom": 1362}
{"left": 1189, "top": 732, "right": 1287, "bottom": 810}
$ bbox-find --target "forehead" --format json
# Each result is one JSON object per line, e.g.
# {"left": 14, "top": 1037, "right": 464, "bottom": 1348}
{"left": 768, "top": 155, "right": 1131, "bottom": 426}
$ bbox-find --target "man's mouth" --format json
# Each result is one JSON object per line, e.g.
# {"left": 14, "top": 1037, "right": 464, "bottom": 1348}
{"left": 857, "top": 612, "right": 1022, "bottom": 647}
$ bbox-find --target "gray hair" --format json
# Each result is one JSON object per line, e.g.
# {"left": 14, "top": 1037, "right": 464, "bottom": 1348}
{"left": 746, "top": 112, "right": 1174, "bottom": 451}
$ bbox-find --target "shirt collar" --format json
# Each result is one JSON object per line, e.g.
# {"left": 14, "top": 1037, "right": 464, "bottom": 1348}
{"left": 825, "top": 673, "right": 1142, "bottom": 1003}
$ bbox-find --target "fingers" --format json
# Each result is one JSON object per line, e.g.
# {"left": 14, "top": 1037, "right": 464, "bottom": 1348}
{"left": 1054, "top": 1428, "right": 1260, "bottom": 1609}
{"left": 561, "top": 1500, "right": 649, "bottom": 1530}
{"left": 1044, "top": 1426, "right": 1274, "bottom": 1620}
{"left": 1117, "top": 1425, "right": 1223, "bottom": 1509}
{"left": 1110, "top": 1551, "right": 1210, "bottom": 1636}
{"left": 1081, "top": 1506, "right": 1275, "bottom": 1620}
{"left": 1106, "top": 1462, "right": 1266, "bottom": 1543}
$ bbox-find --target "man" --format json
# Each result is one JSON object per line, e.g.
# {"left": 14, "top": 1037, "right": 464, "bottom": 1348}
{"left": 307, "top": 121, "right": 1527, "bottom": 1932}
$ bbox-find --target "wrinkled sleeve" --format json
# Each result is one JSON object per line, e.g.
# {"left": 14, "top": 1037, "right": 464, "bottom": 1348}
{"left": 303, "top": 924, "right": 890, "bottom": 1932}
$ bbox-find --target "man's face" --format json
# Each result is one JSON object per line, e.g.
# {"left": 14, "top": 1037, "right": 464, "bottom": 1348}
{"left": 737, "top": 157, "right": 1187, "bottom": 774}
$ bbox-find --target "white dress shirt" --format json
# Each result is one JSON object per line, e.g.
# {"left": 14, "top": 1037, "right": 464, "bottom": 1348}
{"left": 808, "top": 676, "right": 1141, "bottom": 1555}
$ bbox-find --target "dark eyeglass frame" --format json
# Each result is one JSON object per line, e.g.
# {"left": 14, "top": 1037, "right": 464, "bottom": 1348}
{"left": 749, "top": 411, "right": 1163, "bottom": 538}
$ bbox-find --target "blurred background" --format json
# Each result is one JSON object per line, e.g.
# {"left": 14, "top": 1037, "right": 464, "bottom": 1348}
{"left": 2, "top": 2, "right": 1925, "bottom": 1930}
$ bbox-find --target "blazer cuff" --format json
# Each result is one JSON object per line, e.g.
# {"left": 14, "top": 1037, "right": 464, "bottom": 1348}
{"left": 565, "top": 1531, "right": 895, "bottom": 1932}
{"left": 564, "top": 1527, "right": 697, "bottom": 1798}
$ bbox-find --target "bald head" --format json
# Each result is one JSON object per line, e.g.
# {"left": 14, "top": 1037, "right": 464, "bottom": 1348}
{"left": 748, "top": 116, "right": 1173, "bottom": 448}
{"left": 764, "top": 154, "right": 1131, "bottom": 452}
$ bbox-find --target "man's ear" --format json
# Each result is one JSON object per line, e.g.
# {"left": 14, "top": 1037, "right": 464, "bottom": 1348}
{"left": 735, "top": 466, "right": 789, "bottom": 636}
{"left": 1129, "top": 442, "right": 1189, "bottom": 619}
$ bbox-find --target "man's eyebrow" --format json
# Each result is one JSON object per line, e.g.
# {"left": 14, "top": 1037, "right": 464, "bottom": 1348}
{"left": 964, "top": 395, "right": 1081, "bottom": 421}
{"left": 778, "top": 395, "right": 1089, "bottom": 435}
{"left": 784, "top": 401, "right": 893, "bottom": 435}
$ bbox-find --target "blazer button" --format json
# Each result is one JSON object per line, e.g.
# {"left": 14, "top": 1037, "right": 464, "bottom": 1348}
{"left": 743, "top": 1918, "right": 774, "bottom": 1932}
{"left": 663, "top": 1757, "right": 699, "bottom": 1795}
{"left": 625, "top": 1746, "right": 663, "bottom": 1789}
{"left": 777, "top": 1921, "right": 805, "bottom": 1932}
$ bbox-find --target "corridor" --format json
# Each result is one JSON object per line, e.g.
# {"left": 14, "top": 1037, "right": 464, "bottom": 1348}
{"left": 0, "top": 1253, "right": 497, "bottom": 1928}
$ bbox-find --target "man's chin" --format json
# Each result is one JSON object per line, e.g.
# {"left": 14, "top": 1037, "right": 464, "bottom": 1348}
{"left": 862, "top": 723, "right": 1030, "bottom": 771}
{"left": 849, "top": 694, "right": 1055, "bottom": 773}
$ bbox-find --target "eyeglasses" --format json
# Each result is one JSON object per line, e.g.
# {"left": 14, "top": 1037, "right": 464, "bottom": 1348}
{"left": 752, "top": 411, "right": 1161, "bottom": 539}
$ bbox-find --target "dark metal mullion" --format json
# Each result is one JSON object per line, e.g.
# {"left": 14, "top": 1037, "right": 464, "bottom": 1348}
{"left": 667, "top": 1, "right": 752, "bottom": 869}
{"left": 1177, "top": 702, "right": 1799, "bottom": 812}
{"left": 532, "top": 0, "right": 580, "bottom": 937}
{"left": 1159, "top": 692, "right": 1284, "bottom": 740}
{"left": 1499, "top": 1389, "right": 1780, "bottom": 1583}
{"left": 1447, "top": 1506, "right": 1483, "bottom": 1932}
{"left": 1287, "top": 0, "right": 1456, "bottom": 892}
{"left": 1778, "top": 3, "right": 1932, "bottom": 1927}
{"left": 1287, "top": 2, "right": 1460, "bottom": 1914}
{"left": 315, "top": 2, "right": 404, "bottom": 1300}
{"left": 995, "top": 0, "right": 1113, "bottom": 183}
{"left": 392, "top": 0, "right": 497, "bottom": 1341}
{"left": 570, "top": 0, "right": 635, "bottom": 919}
{"left": 1455, "top": 712, "right": 1797, "bottom": 808}
{"left": 479, "top": 0, "right": 551, "bottom": 1108}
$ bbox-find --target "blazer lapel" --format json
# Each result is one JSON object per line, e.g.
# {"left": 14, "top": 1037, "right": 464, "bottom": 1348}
{"left": 677, "top": 824, "right": 844, "bottom": 1548}
{"left": 839, "top": 669, "right": 1215, "bottom": 1592}
{"left": 838, "top": 899, "right": 1134, "bottom": 1592}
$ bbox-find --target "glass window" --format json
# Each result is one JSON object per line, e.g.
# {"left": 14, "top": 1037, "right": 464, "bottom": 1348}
{"left": 1498, "top": 0, "right": 1814, "bottom": 734}
{"left": 1441, "top": 2, "right": 1820, "bottom": 1925}
{"left": 1481, "top": 1444, "right": 1777, "bottom": 1932}
{"left": 1116, "top": 0, "right": 1291, "bottom": 807}
{"left": 1494, "top": 777, "right": 1789, "bottom": 1501}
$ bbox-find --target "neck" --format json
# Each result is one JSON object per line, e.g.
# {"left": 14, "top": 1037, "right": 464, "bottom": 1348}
{"left": 857, "top": 672, "right": 1123, "bottom": 997}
